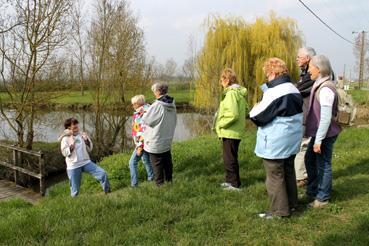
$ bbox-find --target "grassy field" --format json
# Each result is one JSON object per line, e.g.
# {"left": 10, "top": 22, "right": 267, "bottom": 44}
{"left": 349, "top": 89, "right": 369, "bottom": 106}
{"left": 0, "top": 89, "right": 194, "bottom": 106}
{"left": 0, "top": 127, "right": 369, "bottom": 245}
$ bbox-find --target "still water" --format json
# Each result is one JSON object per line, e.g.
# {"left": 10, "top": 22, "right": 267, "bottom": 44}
{"left": 0, "top": 110, "right": 213, "bottom": 143}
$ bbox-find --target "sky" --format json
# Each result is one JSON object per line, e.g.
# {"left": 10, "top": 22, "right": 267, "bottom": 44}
{"left": 91, "top": 0, "right": 369, "bottom": 79}
{"left": 119, "top": 0, "right": 369, "bottom": 79}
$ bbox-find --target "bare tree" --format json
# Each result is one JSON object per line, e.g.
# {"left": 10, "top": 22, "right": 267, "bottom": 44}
{"left": 0, "top": 0, "right": 72, "bottom": 149}
{"left": 165, "top": 58, "right": 177, "bottom": 78}
{"left": 152, "top": 60, "right": 165, "bottom": 80}
{"left": 0, "top": 0, "right": 22, "bottom": 34}
{"left": 88, "top": 0, "right": 117, "bottom": 157}
{"left": 88, "top": 0, "right": 151, "bottom": 157}
{"left": 71, "top": 0, "right": 87, "bottom": 95}
{"left": 183, "top": 36, "right": 198, "bottom": 79}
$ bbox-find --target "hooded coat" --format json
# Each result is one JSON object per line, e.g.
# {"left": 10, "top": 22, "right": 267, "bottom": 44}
{"left": 142, "top": 95, "right": 177, "bottom": 154}
{"left": 214, "top": 84, "right": 247, "bottom": 140}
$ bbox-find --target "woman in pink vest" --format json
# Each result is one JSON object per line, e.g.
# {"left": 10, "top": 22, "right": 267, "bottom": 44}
{"left": 305, "top": 55, "right": 341, "bottom": 208}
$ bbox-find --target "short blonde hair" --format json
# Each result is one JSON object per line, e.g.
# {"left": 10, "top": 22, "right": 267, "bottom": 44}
{"left": 263, "top": 58, "right": 289, "bottom": 78}
{"left": 131, "top": 95, "right": 145, "bottom": 105}
{"left": 220, "top": 68, "right": 237, "bottom": 84}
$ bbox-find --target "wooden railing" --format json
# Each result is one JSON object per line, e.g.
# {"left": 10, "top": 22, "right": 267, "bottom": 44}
{"left": 0, "top": 143, "right": 45, "bottom": 195}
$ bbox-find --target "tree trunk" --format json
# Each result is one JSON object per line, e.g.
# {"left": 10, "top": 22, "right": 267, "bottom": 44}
{"left": 25, "top": 105, "right": 35, "bottom": 150}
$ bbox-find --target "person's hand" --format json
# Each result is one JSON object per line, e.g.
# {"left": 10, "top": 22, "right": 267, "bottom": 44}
{"left": 313, "top": 144, "right": 321, "bottom": 153}
{"left": 136, "top": 147, "right": 143, "bottom": 156}
{"left": 82, "top": 132, "right": 89, "bottom": 141}
{"left": 70, "top": 144, "right": 75, "bottom": 152}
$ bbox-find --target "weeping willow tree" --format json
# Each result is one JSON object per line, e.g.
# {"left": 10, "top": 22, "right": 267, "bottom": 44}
{"left": 194, "top": 13, "right": 303, "bottom": 110}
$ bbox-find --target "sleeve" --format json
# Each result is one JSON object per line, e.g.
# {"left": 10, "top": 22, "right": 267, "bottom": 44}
{"left": 249, "top": 95, "right": 283, "bottom": 127}
{"left": 315, "top": 105, "right": 333, "bottom": 144}
{"left": 142, "top": 103, "right": 163, "bottom": 128}
{"left": 319, "top": 87, "right": 335, "bottom": 106}
{"left": 217, "top": 91, "right": 240, "bottom": 129}
{"left": 86, "top": 136, "right": 93, "bottom": 152}
{"left": 61, "top": 137, "right": 72, "bottom": 157}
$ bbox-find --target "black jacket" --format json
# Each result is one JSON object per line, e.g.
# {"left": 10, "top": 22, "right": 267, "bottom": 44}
{"left": 296, "top": 65, "right": 314, "bottom": 98}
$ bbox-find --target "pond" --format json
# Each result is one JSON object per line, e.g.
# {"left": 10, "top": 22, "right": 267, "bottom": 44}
{"left": 0, "top": 109, "right": 214, "bottom": 144}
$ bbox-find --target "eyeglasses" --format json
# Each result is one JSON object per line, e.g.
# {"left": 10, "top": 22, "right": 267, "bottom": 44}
{"left": 296, "top": 56, "right": 307, "bottom": 60}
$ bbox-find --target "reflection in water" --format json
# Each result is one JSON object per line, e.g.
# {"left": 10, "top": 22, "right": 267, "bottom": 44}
{"left": 0, "top": 110, "right": 214, "bottom": 190}
{"left": 0, "top": 110, "right": 213, "bottom": 146}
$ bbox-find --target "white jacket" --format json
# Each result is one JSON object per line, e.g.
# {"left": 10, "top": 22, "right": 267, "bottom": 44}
{"left": 142, "top": 95, "right": 177, "bottom": 154}
{"left": 60, "top": 130, "right": 93, "bottom": 169}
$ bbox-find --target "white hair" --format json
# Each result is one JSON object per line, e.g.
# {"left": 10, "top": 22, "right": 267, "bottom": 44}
{"left": 151, "top": 82, "right": 168, "bottom": 95}
{"left": 131, "top": 95, "right": 146, "bottom": 105}
{"left": 310, "top": 55, "right": 332, "bottom": 77}
{"left": 299, "top": 47, "right": 316, "bottom": 58}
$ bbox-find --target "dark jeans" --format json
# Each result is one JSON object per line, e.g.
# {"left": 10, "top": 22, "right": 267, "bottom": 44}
{"left": 305, "top": 136, "right": 337, "bottom": 202}
{"left": 263, "top": 156, "right": 298, "bottom": 217}
{"left": 222, "top": 138, "right": 241, "bottom": 188}
{"left": 148, "top": 151, "right": 173, "bottom": 186}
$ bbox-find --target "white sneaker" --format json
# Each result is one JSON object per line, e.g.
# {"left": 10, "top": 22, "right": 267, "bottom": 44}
{"left": 220, "top": 182, "right": 232, "bottom": 188}
{"left": 308, "top": 199, "right": 329, "bottom": 208}
{"left": 258, "top": 212, "right": 281, "bottom": 219}
{"left": 223, "top": 185, "right": 241, "bottom": 191}
{"left": 258, "top": 212, "right": 274, "bottom": 219}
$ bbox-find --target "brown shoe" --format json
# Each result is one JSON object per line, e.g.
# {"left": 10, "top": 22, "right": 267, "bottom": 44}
{"left": 297, "top": 179, "right": 308, "bottom": 188}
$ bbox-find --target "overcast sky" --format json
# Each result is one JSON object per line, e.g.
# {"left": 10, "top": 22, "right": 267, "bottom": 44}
{"left": 90, "top": 0, "right": 369, "bottom": 79}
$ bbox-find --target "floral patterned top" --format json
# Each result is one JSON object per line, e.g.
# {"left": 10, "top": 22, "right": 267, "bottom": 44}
{"left": 131, "top": 104, "right": 150, "bottom": 148}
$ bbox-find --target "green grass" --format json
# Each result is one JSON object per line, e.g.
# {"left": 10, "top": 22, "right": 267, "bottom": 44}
{"left": 349, "top": 89, "right": 369, "bottom": 106}
{"left": 1, "top": 128, "right": 369, "bottom": 245}
{"left": 0, "top": 89, "right": 194, "bottom": 106}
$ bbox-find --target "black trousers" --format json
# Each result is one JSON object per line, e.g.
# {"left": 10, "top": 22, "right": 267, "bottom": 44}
{"left": 263, "top": 155, "right": 298, "bottom": 217}
{"left": 148, "top": 151, "right": 173, "bottom": 186}
{"left": 222, "top": 138, "right": 241, "bottom": 188}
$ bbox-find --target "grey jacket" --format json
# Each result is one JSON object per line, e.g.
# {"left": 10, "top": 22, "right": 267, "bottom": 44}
{"left": 142, "top": 95, "right": 177, "bottom": 154}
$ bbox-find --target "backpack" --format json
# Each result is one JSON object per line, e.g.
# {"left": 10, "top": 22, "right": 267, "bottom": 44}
{"left": 316, "top": 81, "right": 351, "bottom": 126}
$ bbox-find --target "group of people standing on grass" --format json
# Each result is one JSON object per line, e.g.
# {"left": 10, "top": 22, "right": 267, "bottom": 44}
{"left": 58, "top": 46, "right": 342, "bottom": 220}
{"left": 215, "top": 47, "right": 342, "bottom": 219}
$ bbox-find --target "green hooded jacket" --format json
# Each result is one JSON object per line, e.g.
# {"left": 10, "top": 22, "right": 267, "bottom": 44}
{"left": 214, "top": 84, "right": 247, "bottom": 139}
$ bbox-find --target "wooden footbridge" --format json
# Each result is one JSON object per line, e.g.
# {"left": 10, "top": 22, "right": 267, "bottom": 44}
{"left": 0, "top": 143, "right": 46, "bottom": 203}
{"left": 0, "top": 179, "right": 41, "bottom": 203}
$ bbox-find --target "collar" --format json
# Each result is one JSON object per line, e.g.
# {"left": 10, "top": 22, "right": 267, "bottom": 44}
{"left": 266, "top": 74, "right": 291, "bottom": 88}
{"left": 314, "top": 76, "right": 330, "bottom": 87}
{"left": 300, "top": 64, "right": 309, "bottom": 77}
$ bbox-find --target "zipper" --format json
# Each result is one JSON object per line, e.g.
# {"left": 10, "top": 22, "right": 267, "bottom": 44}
{"left": 264, "top": 135, "right": 267, "bottom": 148}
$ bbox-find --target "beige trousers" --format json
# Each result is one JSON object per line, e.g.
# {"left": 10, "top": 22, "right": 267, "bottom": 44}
{"left": 294, "top": 137, "right": 310, "bottom": 181}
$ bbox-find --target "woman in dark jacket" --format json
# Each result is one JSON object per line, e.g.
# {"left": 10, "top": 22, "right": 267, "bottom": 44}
{"left": 305, "top": 55, "right": 341, "bottom": 208}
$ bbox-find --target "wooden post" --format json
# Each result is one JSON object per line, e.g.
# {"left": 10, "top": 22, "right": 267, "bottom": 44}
{"left": 39, "top": 152, "right": 46, "bottom": 196}
{"left": 12, "top": 149, "right": 18, "bottom": 185}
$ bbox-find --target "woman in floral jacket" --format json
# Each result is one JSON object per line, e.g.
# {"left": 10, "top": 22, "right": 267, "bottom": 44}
{"left": 129, "top": 95, "right": 154, "bottom": 187}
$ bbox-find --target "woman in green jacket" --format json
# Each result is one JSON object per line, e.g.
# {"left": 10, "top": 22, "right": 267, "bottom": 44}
{"left": 215, "top": 68, "right": 247, "bottom": 191}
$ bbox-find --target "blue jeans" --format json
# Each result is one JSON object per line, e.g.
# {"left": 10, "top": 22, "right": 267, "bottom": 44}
{"left": 129, "top": 149, "right": 154, "bottom": 187}
{"left": 305, "top": 136, "right": 337, "bottom": 202}
{"left": 66, "top": 161, "right": 110, "bottom": 197}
